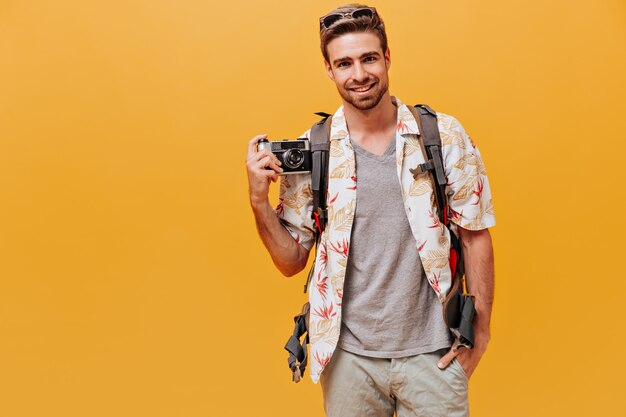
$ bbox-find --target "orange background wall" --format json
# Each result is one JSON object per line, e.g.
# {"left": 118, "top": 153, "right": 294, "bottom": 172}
{"left": 1, "top": 1, "right": 625, "bottom": 416}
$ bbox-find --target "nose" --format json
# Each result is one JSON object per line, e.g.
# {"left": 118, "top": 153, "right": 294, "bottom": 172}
{"left": 352, "top": 62, "right": 367, "bottom": 83}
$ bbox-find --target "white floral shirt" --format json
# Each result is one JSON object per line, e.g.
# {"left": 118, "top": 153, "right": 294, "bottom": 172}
{"left": 275, "top": 96, "right": 496, "bottom": 383}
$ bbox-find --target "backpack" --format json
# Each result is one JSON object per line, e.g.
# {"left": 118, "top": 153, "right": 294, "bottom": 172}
{"left": 284, "top": 104, "right": 475, "bottom": 383}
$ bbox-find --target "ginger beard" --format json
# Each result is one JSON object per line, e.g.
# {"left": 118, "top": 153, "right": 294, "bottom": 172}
{"left": 337, "top": 75, "right": 389, "bottom": 111}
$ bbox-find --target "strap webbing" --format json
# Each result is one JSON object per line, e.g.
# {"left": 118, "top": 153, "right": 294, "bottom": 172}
{"left": 284, "top": 302, "right": 310, "bottom": 383}
{"left": 310, "top": 115, "right": 331, "bottom": 151}
{"left": 412, "top": 104, "right": 439, "bottom": 147}
{"left": 304, "top": 114, "right": 332, "bottom": 294}
{"left": 407, "top": 104, "right": 448, "bottom": 224}
{"left": 407, "top": 105, "right": 475, "bottom": 348}
{"left": 310, "top": 116, "right": 331, "bottom": 217}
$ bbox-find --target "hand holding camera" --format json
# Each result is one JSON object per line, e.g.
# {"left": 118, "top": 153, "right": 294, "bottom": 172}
{"left": 246, "top": 134, "right": 281, "bottom": 205}
{"left": 246, "top": 134, "right": 312, "bottom": 207}
{"left": 256, "top": 138, "right": 312, "bottom": 175}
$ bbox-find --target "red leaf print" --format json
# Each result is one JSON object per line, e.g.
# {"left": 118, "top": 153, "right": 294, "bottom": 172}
{"left": 397, "top": 119, "right": 410, "bottom": 133}
{"left": 449, "top": 208, "right": 463, "bottom": 221}
{"left": 329, "top": 239, "right": 349, "bottom": 257}
{"left": 316, "top": 271, "right": 328, "bottom": 299}
{"left": 472, "top": 177, "right": 484, "bottom": 205}
{"left": 427, "top": 210, "right": 442, "bottom": 229}
{"left": 313, "top": 303, "right": 336, "bottom": 320}
{"left": 347, "top": 176, "right": 357, "bottom": 190}
{"left": 329, "top": 192, "right": 339, "bottom": 205}
{"left": 430, "top": 271, "right": 441, "bottom": 293}
{"left": 314, "top": 351, "right": 331, "bottom": 368}
{"left": 319, "top": 242, "right": 328, "bottom": 269}
{"left": 417, "top": 239, "right": 428, "bottom": 252}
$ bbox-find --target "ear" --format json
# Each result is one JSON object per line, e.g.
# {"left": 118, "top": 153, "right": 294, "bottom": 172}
{"left": 324, "top": 60, "right": 335, "bottom": 81}
{"left": 385, "top": 47, "right": 391, "bottom": 70}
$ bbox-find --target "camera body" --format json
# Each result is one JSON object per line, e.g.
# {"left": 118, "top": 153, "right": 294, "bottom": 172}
{"left": 257, "top": 138, "right": 312, "bottom": 175}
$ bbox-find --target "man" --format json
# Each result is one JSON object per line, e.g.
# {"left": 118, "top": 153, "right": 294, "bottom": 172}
{"left": 246, "top": 4, "right": 495, "bottom": 416}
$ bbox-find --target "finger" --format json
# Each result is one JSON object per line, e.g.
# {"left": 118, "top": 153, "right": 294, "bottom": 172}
{"left": 259, "top": 169, "right": 278, "bottom": 183}
{"left": 246, "top": 134, "right": 268, "bottom": 159}
{"left": 247, "top": 148, "right": 283, "bottom": 169}
{"left": 254, "top": 155, "right": 283, "bottom": 174}
{"left": 271, "top": 153, "right": 282, "bottom": 166}
{"left": 437, "top": 348, "right": 459, "bottom": 369}
{"left": 253, "top": 155, "right": 272, "bottom": 171}
{"left": 247, "top": 148, "right": 273, "bottom": 166}
{"left": 254, "top": 148, "right": 282, "bottom": 168}
{"left": 247, "top": 147, "right": 284, "bottom": 177}
{"left": 267, "top": 158, "right": 284, "bottom": 174}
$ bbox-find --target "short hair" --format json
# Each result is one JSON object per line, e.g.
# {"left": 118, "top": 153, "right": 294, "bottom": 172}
{"left": 319, "top": 4, "right": 388, "bottom": 63}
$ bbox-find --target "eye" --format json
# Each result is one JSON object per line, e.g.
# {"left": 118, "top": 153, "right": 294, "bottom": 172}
{"left": 364, "top": 56, "right": 376, "bottom": 62}
{"left": 337, "top": 61, "right": 350, "bottom": 68}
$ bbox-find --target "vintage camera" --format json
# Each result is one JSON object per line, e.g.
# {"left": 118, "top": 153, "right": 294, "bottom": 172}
{"left": 257, "top": 138, "right": 312, "bottom": 175}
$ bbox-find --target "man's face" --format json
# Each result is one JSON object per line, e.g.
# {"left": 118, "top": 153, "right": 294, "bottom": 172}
{"left": 324, "top": 31, "right": 391, "bottom": 111}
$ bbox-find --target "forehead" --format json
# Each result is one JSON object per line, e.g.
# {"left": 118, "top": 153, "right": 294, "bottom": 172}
{"left": 326, "top": 32, "right": 383, "bottom": 61}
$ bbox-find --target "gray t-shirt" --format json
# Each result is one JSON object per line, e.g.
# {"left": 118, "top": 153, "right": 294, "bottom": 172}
{"left": 337, "top": 136, "right": 452, "bottom": 358}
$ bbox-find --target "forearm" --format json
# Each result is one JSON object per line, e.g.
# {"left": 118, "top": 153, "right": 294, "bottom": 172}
{"left": 246, "top": 134, "right": 310, "bottom": 276}
{"left": 251, "top": 197, "right": 310, "bottom": 277}
{"left": 460, "top": 228, "right": 495, "bottom": 339}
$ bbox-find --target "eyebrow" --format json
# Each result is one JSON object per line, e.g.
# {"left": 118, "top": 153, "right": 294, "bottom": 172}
{"left": 332, "top": 51, "right": 380, "bottom": 66}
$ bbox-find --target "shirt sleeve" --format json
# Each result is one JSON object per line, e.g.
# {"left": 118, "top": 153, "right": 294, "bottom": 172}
{"left": 439, "top": 114, "right": 496, "bottom": 230}
{"left": 274, "top": 129, "right": 317, "bottom": 251}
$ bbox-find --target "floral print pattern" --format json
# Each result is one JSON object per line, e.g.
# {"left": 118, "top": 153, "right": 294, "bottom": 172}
{"left": 276, "top": 97, "right": 495, "bottom": 383}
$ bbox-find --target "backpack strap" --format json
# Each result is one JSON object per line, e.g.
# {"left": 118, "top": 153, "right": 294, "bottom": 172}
{"left": 310, "top": 114, "right": 332, "bottom": 235}
{"left": 407, "top": 104, "right": 476, "bottom": 349}
{"left": 283, "top": 302, "right": 310, "bottom": 383}
{"left": 407, "top": 104, "right": 448, "bottom": 225}
{"left": 301, "top": 113, "right": 332, "bottom": 295}
{"left": 285, "top": 114, "right": 331, "bottom": 382}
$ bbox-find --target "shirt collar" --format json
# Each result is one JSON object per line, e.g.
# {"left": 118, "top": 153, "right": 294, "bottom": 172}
{"left": 329, "top": 95, "right": 420, "bottom": 141}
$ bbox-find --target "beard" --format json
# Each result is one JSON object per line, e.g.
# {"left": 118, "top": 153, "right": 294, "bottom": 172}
{"left": 338, "top": 77, "right": 389, "bottom": 111}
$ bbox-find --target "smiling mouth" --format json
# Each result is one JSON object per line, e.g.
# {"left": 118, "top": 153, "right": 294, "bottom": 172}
{"left": 350, "top": 82, "right": 376, "bottom": 93}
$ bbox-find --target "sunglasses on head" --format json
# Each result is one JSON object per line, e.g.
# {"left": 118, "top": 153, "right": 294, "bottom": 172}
{"left": 319, "top": 7, "right": 377, "bottom": 30}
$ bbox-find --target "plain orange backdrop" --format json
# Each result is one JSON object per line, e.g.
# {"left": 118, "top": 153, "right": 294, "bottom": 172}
{"left": 1, "top": 1, "right": 625, "bottom": 416}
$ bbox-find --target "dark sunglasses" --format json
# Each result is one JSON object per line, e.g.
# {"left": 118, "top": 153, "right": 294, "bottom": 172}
{"left": 319, "top": 7, "right": 377, "bottom": 30}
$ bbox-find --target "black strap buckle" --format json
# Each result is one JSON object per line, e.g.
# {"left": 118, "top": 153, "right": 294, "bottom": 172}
{"left": 284, "top": 303, "right": 310, "bottom": 383}
{"left": 409, "top": 161, "right": 434, "bottom": 179}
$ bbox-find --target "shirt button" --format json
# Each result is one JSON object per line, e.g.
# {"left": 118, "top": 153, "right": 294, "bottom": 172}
{"left": 345, "top": 209, "right": 350, "bottom": 215}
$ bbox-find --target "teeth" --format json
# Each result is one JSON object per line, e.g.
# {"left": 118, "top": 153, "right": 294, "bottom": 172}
{"left": 352, "top": 84, "right": 373, "bottom": 92}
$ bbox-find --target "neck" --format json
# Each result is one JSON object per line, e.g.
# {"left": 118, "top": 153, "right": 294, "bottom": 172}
{"left": 342, "top": 93, "right": 397, "bottom": 137}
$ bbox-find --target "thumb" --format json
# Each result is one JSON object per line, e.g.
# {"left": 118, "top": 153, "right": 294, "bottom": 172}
{"left": 437, "top": 349, "right": 458, "bottom": 370}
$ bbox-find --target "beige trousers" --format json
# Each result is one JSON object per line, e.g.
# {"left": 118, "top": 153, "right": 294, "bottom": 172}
{"left": 320, "top": 348, "right": 469, "bottom": 417}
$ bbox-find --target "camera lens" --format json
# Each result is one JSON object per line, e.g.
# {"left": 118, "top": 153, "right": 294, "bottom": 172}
{"left": 283, "top": 149, "right": 304, "bottom": 169}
